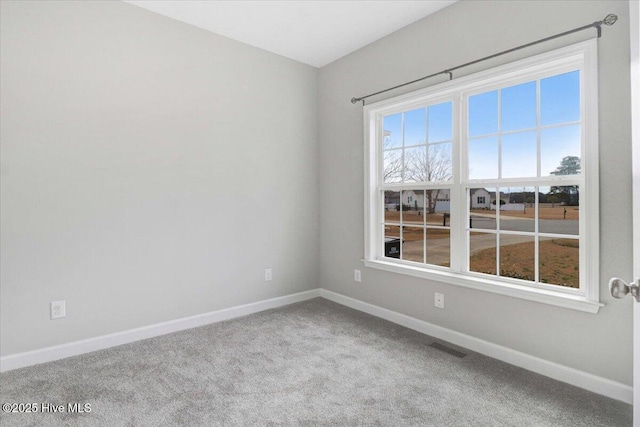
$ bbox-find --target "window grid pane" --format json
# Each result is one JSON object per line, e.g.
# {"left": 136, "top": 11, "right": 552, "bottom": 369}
{"left": 382, "top": 101, "right": 453, "bottom": 184}
{"left": 381, "top": 188, "right": 451, "bottom": 268}
{"left": 374, "top": 60, "right": 588, "bottom": 295}
{"left": 465, "top": 185, "right": 580, "bottom": 289}
{"left": 467, "top": 74, "right": 581, "bottom": 182}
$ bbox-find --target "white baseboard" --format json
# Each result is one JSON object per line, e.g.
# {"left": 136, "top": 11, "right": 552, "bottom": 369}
{"left": 0, "top": 289, "right": 321, "bottom": 373}
{"left": 1, "top": 287, "right": 632, "bottom": 405}
{"left": 319, "top": 289, "right": 633, "bottom": 405}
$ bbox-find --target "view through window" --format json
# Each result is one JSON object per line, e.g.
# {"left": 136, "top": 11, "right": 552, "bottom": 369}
{"left": 366, "top": 41, "right": 598, "bottom": 305}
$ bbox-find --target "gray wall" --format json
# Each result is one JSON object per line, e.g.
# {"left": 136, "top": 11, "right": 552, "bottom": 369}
{"left": 1, "top": 0, "right": 633, "bottom": 388}
{"left": 0, "top": 1, "right": 319, "bottom": 356}
{"left": 318, "top": 1, "right": 634, "bottom": 385}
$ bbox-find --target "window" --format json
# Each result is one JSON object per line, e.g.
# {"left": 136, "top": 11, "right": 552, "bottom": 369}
{"left": 364, "top": 41, "right": 600, "bottom": 313}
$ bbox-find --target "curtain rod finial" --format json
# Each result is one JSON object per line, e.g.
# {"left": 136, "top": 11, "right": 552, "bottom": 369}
{"left": 604, "top": 14, "right": 617, "bottom": 26}
{"left": 351, "top": 97, "right": 359, "bottom": 104}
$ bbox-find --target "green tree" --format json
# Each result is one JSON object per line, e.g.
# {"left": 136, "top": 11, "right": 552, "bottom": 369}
{"left": 550, "top": 156, "right": 580, "bottom": 206}
{"left": 550, "top": 156, "right": 581, "bottom": 176}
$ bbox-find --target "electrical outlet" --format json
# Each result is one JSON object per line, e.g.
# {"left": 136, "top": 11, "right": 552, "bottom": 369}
{"left": 51, "top": 300, "right": 66, "bottom": 319}
{"left": 434, "top": 293, "right": 444, "bottom": 309}
{"left": 354, "top": 269, "right": 361, "bottom": 282}
{"left": 265, "top": 268, "right": 272, "bottom": 282}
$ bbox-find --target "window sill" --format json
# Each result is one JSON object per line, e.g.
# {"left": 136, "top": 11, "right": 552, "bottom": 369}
{"left": 363, "top": 259, "right": 603, "bottom": 314}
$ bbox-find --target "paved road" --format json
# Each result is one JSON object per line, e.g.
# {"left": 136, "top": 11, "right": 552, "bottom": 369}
{"left": 470, "top": 214, "right": 578, "bottom": 235}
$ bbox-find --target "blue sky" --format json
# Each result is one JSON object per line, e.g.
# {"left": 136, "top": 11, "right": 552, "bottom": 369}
{"left": 383, "top": 101, "right": 452, "bottom": 149}
{"left": 383, "top": 70, "right": 581, "bottom": 181}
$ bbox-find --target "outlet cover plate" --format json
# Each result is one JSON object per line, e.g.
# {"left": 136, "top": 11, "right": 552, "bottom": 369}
{"left": 434, "top": 293, "right": 444, "bottom": 309}
{"left": 51, "top": 300, "right": 66, "bottom": 319}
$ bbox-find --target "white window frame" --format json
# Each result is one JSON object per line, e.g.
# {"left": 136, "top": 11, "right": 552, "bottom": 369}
{"left": 363, "top": 40, "right": 601, "bottom": 313}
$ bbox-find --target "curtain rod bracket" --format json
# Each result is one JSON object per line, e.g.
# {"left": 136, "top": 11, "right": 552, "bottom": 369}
{"left": 445, "top": 70, "right": 453, "bottom": 80}
{"left": 594, "top": 14, "right": 617, "bottom": 38}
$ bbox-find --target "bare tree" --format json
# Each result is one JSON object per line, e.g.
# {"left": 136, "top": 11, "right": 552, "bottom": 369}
{"left": 381, "top": 129, "right": 404, "bottom": 183}
{"left": 401, "top": 144, "right": 452, "bottom": 213}
{"left": 383, "top": 149, "right": 403, "bottom": 183}
{"left": 381, "top": 117, "right": 453, "bottom": 213}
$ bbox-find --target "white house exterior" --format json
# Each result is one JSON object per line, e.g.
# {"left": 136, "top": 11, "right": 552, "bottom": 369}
{"left": 471, "top": 188, "right": 522, "bottom": 210}
{"left": 402, "top": 189, "right": 450, "bottom": 212}
{"left": 388, "top": 189, "right": 527, "bottom": 212}
{"left": 471, "top": 188, "right": 492, "bottom": 209}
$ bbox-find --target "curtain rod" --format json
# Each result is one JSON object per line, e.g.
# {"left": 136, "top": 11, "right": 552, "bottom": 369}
{"left": 351, "top": 13, "right": 618, "bottom": 105}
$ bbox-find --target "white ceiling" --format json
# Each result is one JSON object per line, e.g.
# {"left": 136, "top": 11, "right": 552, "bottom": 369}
{"left": 125, "top": 1, "right": 456, "bottom": 68}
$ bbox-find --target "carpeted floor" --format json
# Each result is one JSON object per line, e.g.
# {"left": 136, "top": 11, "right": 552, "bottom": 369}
{"left": 0, "top": 298, "right": 633, "bottom": 426}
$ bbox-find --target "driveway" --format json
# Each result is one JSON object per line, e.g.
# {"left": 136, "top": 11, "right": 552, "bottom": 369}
{"left": 401, "top": 227, "right": 574, "bottom": 266}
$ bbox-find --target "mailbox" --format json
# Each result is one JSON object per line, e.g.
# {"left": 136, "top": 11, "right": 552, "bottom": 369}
{"left": 384, "top": 237, "right": 401, "bottom": 258}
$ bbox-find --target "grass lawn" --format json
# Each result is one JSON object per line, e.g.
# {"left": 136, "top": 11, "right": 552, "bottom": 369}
{"left": 470, "top": 239, "right": 579, "bottom": 288}
{"left": 387, "top": 204, "right": 578, "bottom": 223}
